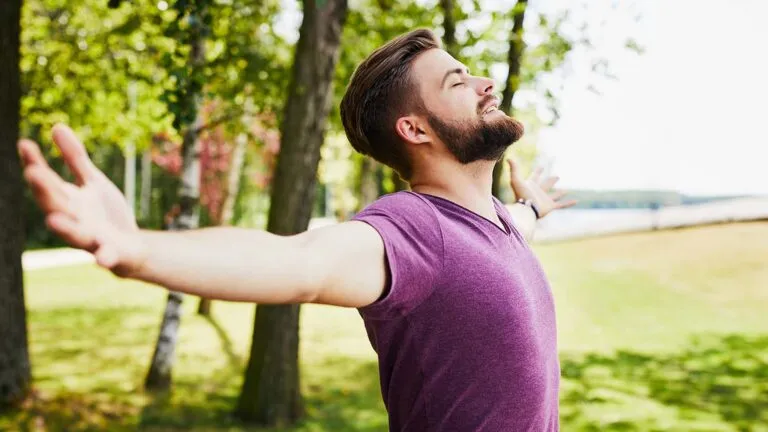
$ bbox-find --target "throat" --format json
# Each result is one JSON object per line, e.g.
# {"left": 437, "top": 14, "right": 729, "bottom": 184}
{"left": 410, "top": 185, "right": 503, "bottom": 231}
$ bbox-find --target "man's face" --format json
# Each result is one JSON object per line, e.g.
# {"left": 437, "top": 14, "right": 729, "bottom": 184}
{"left": 410, "top": 49, "right": 524, "bottom": 163}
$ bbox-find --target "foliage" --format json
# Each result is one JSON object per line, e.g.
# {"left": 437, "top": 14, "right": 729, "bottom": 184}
{"left": 19, "top": 0, "right": 292, "bottom": 244}
{"left": 20, "top": 0, "right": 175, "bottom": 152}
{"left": 152, "top": 102, "right": 280, "bottom": 225}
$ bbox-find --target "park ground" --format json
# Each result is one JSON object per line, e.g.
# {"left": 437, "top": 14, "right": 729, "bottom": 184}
{"left": 2, "top": 222, "right": 768, "bottom": 431}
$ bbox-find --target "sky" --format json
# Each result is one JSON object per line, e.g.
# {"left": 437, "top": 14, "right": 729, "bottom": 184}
{"left": 527, "top": 0, "right": 768, "bottom": 196}
{"left": 276, "top": 0, "right": 768, "bottom": 196}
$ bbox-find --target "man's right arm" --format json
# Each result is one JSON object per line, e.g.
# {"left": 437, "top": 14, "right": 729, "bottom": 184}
{"left": 19, "top": 125, "right": 387, "bottom": 309}
{"left": 133, "top": 221, "right": 388, "bottom": 308}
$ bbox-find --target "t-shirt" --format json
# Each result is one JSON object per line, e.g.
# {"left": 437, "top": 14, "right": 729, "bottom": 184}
{"left": 352, "top": 191, "right": 560, "bottom": 432}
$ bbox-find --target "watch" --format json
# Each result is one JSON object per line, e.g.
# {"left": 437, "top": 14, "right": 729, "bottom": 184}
{"left": 516, "top": 198, "right": 541, "bottom": 220}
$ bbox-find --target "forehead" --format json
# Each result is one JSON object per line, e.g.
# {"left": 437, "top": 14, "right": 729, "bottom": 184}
{"left": 411, "top": 48, "right": 466, "bottom": 90}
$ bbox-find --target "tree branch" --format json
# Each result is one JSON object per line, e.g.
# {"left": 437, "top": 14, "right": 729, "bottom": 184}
{"left": 193, "top": 108, "right": 258, "bottom": 134}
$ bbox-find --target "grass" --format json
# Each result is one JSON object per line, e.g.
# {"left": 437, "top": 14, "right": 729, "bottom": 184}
{"left": 2, "top": 222, "right": 768, "bottom": 431}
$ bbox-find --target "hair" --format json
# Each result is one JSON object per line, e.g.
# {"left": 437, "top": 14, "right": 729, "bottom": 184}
{"left": 340, "top": 29, "right": 441, "bottom": 180}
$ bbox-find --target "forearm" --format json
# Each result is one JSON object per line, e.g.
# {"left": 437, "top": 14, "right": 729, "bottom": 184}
{"left": 132, "top": 227, "right": 315, "bottom": 303}
{"left": 507, "top": 203, "right": 537, "bottom": 242}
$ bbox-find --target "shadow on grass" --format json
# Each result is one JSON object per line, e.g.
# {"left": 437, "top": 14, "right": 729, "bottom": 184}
{"left": 6, "top": 305, "right": 385, "bottom": 431}
{"left": 136, "top": 315, "right": 386, "bottom": 431}
{"left": 560, "top": 334, "right": 768, "bottom": 431}
{"left": 203, "top": 314, "right": 244, "bottom": 371}
{"left": 26, "top": 306, "right": 158, "bottom": 391}
{"left": 0, "top": 390, "right": 140, "bottom": 432}
{"left": 22, "top": 306, "right": 766, "bottom": 431}
{"left": 136, "top": 357, "right": 384, "bottom": 432}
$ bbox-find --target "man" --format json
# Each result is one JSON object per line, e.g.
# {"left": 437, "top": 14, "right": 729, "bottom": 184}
{"left": 20, "top": 29, "right": 575, "bottom": 431}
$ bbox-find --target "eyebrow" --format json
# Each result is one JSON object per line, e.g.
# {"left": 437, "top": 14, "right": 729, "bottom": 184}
{"left": 441, "top": 67, "right": 469, "bottom": 88}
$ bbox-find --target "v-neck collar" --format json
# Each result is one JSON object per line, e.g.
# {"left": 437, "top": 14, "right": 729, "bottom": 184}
{"left": 412, "top": 192, "right": 511, "bottom": 236}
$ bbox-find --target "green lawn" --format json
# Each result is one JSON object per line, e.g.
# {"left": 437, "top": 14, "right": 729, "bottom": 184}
{"left": 3, "top": 222, "right": 768, "bottom": 431}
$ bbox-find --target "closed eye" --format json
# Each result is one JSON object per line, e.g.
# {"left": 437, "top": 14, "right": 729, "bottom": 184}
{"left": 452, "top": 82, "right": 465, "bottom": 87}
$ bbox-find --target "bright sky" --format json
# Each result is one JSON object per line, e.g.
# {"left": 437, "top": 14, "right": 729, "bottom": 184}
{"left": 276, "top": 0, "right": 768, "bottom": 196}
{"left": 529, "top": 0, "right": 768, "bottom": 196}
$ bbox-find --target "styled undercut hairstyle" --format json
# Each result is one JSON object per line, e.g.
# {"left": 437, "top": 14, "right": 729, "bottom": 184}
{"left": 340, "top": 29, "right": 441, "bottom": 181}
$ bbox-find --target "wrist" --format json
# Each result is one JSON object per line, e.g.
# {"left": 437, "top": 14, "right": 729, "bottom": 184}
{"left": 114, "top": 229, "right": 151, "bottom": 279}
{"left": 516, "top": 198, "right": 541, "bottom": 220}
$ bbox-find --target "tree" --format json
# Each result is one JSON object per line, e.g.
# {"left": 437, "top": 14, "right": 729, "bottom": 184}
{"left": 195, "top": 128, "right": 247, "bottom": 316}
{"left": 235, "top": 0, "right": 348, "bottom": 425}
{"left": 356, "top": 157, "right": 381, "bottom": 211}
{"left": 492, "top": 0, "right": 529, "bottom": 198}
{"left": 195, "top": 116, "right": 273, "bottom": 315}
{"left": 145, "top": 0, "right": 210, "bottom": 391}
{"left": 0, "top": 0, "right": 31, "bottom": 409}
{"left": 439, "top": 0, "right": 459, "bottom": 59}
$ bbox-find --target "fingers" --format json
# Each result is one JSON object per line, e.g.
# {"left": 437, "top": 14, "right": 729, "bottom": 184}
{"left": 24, "top": 165, "right": 71, "bottom": 214}
{"left": 507, "top": 159, "right": 523, "bottom": 183}
{"left": 550, "top": 190, "right": 568, "bottom": 201}
{"left": 506, "top": 158, "right": 517, "bottom": 174}
{"left": 18, "top": 139, "right": 48, "bottom": 168}
{"left": 540, "top": 176, "right": 560, "bottom": 191}
{"left": 46, "top": 213, "right": 96, "bottom": 251}
{"left": 529, "top": 167, "right": 544, "bottom": 183}
{"left": 95, "top": 244, "right": 120, "bottom": 269}
{"left": 556, "top": 199, "right": 578, "bottom": 209}
{"left": 52, "top": 124, "right": 97, "bottom": 185}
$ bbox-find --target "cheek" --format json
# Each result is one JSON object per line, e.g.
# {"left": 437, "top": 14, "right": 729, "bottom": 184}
{"left": 432, "top": 92, "right": 478, "bottom": 121}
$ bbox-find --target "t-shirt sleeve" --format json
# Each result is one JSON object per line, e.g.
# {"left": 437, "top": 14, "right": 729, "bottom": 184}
{"left": 352, "top": 192, "right": 444, "bottom": 320}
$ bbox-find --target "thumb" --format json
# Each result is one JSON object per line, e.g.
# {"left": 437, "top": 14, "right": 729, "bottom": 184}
{"left": 507, "top": 158, "right": 529, "bottom": 201}
{"left": 93, "top": 228, "right": 146, "bottom": 278}
{"left": 52, "top": 124, "right": 98, "bottom": 185}
{"left": 507, "top": 158, "right": 525, "bottom": 186}
{"left": 94, "top": 244, "right": 120, "bottom": 269}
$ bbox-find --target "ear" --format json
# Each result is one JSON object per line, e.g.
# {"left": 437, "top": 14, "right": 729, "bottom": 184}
{"left": 395, "top": 115, "right": 430, "bottom": 146}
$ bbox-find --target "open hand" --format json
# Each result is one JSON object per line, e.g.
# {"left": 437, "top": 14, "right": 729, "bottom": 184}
{"left": 19, "top": 124, "right": 146, "bottom": 276}
{"left": 507, "top": 158, "right": 577, "bottom": 219}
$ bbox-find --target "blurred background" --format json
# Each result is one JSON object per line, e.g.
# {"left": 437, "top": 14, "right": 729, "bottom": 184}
{"left": 1, "top": 0, "right": 766, "bottom": 430}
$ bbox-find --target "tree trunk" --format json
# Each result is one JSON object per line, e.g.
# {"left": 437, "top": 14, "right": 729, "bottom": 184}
{"left": 219, "top": 133, "right": 248, "bottom": 226}
{"left": 492, "top": 0, "right": 529, "bottom": 199}
{"left": 439, "top": 0, "right": 459, "bottom": 59}
{"left": 139, "top": 149, "right": 152, "bottom": 222}
{"left": 145, "top": 4, "right": 207, "bottom": 391}
{"left": 235, "top": 0, "right": 348, "bottom": 425}
{"left": 357, "top": 157, "right": 380, "bottom": 211}
{"left": 376, "top": 165, "right": 386, "bottom": 197}
{"left": 0, "top": 0, "right": 31, "bottom": 409}
{"left": 197, "top": 133, "right": 247, "bottom": 316}
{"left": 196, "top": 296, "right": 212, "bottom": 316}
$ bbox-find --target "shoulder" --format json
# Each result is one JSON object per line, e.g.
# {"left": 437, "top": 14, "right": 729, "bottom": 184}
{"left": 352, "top": 191, "right": 444, "bottom": 258}
{"left": 355, "top": 191, "right": 440, "bottom": 221}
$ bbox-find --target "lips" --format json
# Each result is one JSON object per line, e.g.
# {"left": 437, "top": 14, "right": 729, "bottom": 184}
{"left": 479, "top": 97, "right": 501, "bottom": 116}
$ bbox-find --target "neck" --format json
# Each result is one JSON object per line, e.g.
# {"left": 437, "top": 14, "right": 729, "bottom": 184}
{"left": 409, "top": 158, "right": 501, "bottom": 226}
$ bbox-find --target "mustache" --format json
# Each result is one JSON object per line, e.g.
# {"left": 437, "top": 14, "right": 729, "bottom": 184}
{"left": 477, "top": 95, "right": 500, "bottom": 115}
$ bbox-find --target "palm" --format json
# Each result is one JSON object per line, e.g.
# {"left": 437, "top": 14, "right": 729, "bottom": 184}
{"left": 19, "top": 124, "right": 141, "bottom": 273}
{"left": 507, "top": 159, "right": 577, "bottom": 218}
{"left": 73, "top": 174, "right": 136, "bottom": 235}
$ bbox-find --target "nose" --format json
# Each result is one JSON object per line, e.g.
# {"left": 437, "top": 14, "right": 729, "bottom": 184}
{"left": 474, "top": 76, "right": 495, "bottom": 96}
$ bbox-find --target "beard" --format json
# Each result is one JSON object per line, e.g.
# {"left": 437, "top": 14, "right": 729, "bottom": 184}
{"left": 427, "top": 104, "right": 525, "bottom": 164}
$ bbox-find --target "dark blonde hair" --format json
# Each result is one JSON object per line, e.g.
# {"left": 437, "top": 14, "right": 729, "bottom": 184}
{"left": 340, "top": 29, "right": 440, "bottom": 180}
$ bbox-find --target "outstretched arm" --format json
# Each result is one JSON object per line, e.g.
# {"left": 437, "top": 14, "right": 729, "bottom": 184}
{"left": 505, "top": 158, "right": 577, "bottom": 241}
{"left": 133, "top": 222, "right": 387, "bottom": 307}
{"left": 20, "top": 124, "right": 388, "bottom": 308}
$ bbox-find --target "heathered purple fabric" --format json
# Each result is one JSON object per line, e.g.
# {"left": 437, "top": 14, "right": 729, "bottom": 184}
{"left": 352, "top": 191, "right": 560, "bottom": 432}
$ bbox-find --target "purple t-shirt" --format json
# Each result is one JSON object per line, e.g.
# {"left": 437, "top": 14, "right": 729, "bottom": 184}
{"left": 352, "top": 191, "right": 560, "bottom": 431}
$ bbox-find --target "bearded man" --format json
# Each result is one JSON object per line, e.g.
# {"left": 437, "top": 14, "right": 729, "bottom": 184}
{"left": 20, "top": 29, "right": 575, "bottom": 431}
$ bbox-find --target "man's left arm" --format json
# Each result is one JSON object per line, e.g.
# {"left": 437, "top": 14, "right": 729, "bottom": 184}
{"left": 505, "top": 159, "right": 577, "bottom": 242}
